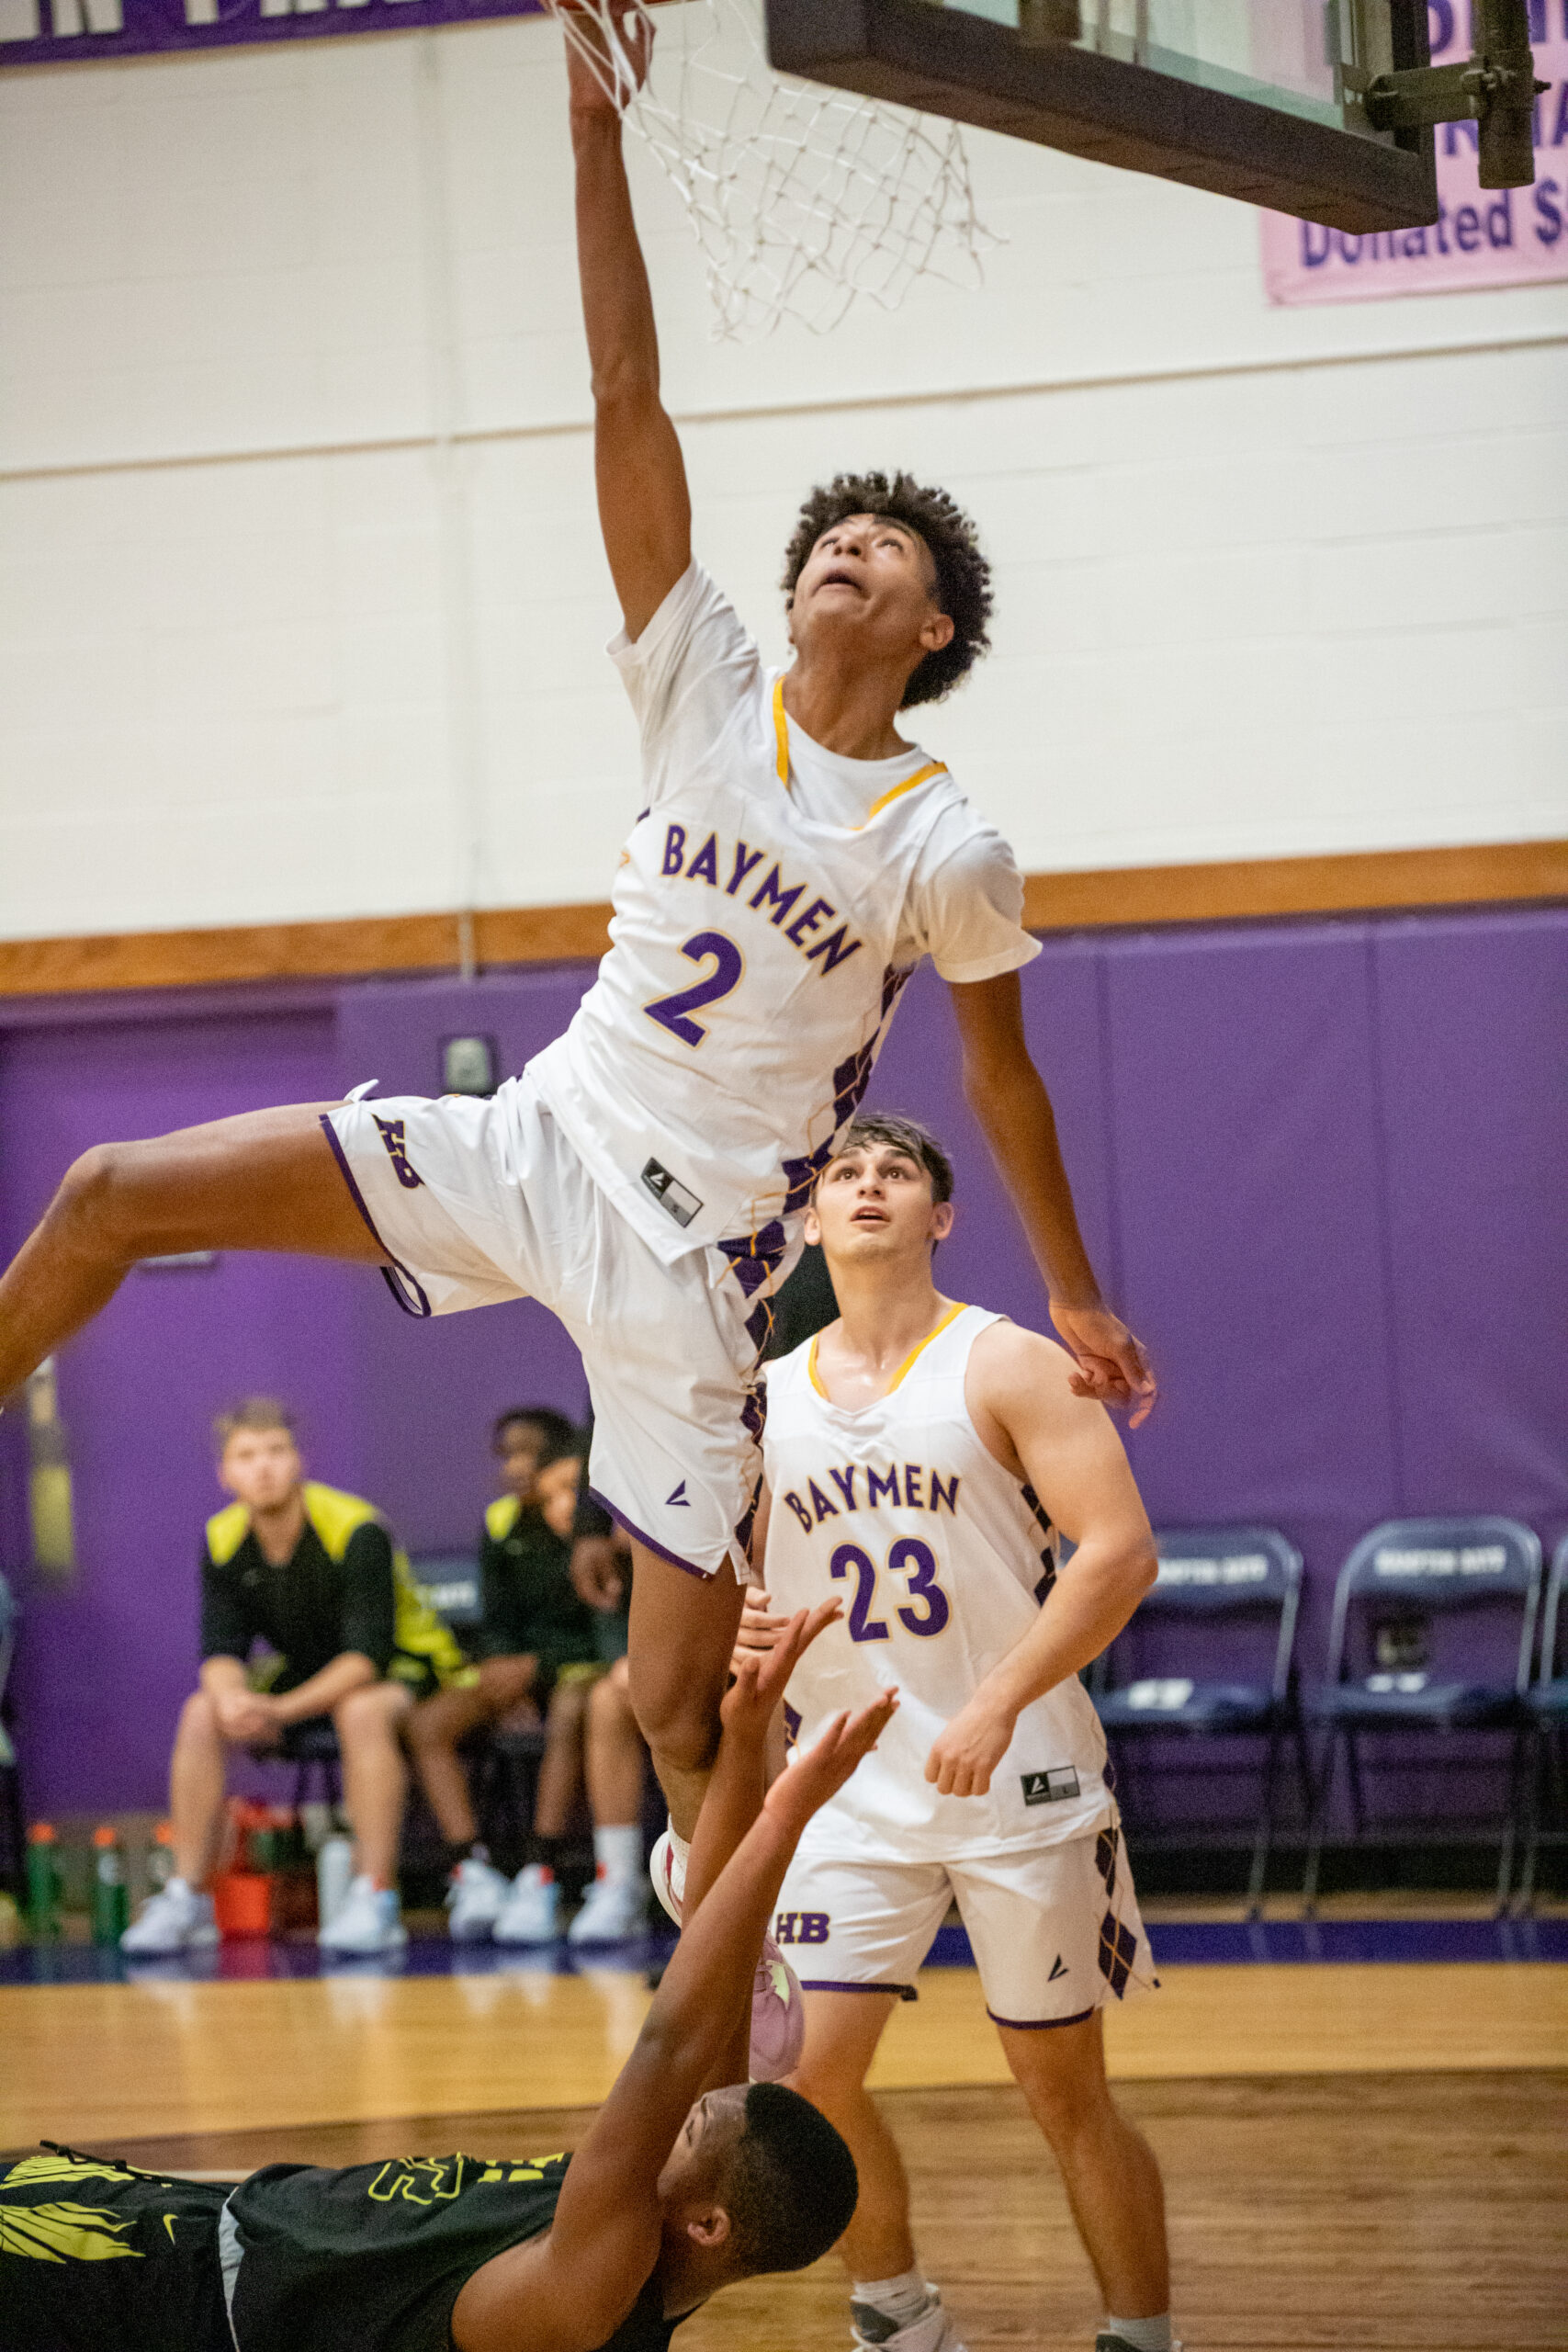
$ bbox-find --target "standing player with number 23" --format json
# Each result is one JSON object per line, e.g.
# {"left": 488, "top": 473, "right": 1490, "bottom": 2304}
{"left": 750, "top": 1111, "right": 1176, "bottom": 2352}
{"left": 0, "top": 6, "right": 1153, "bottom": 2052}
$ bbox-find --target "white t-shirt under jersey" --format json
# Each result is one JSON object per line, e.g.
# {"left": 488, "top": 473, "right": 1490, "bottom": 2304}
{"left": 762, "top": 1304, "right": 1113, "bottom": 1862}
{"left": 530, "top": 564, "right": 1039, "bottom": 1266}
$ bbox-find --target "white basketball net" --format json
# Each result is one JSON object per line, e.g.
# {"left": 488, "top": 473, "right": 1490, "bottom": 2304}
{"left": 546, "top": 0, "right": 996, "bottom": 340}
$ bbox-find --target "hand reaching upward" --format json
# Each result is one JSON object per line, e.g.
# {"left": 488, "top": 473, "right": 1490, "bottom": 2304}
{"left": 764, "top": 1692, "right": 899, "bottom": 1839}
{"left": 560, "top": 0, "right": 653, "bottom": 120}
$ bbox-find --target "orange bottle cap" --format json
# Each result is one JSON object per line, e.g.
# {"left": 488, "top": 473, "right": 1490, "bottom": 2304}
{"left": 154, "top": 1822, "right": 175, "bottom": 1845}
{"left": 28, "top": 1823, "right": 57, "bottom": 1843}
{"left": 93, "top": 1826, "right": 118, "bottom": 1848}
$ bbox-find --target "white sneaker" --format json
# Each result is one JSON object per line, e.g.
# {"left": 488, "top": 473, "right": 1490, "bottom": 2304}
{"left": 568, "top": 1871, "right": 645, "bottom": 1945}
{"left": 120, "top": 1878, "right": 219, "bottom": 1956}
{"left": 445, "top": 1856, "right": 513, "bottom": 1942}
{"left": 648, "top": 1826, "right": 805, "bottom": 2081}
{"left": 493, "top": 1863, "right": 560, "bottom": 1945}
{"left": 317, "top": 1875, "right": 408, "bottom": 1954}
{"left": 851, "top": 2288, "right": 967, "bottom": 2352}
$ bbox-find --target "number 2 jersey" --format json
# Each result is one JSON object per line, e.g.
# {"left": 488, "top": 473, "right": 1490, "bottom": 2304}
{"left": 530, "top": 563, "right": 1039, "bottom": 1270}
{"left": 761, "top": 1304, "right": 1113, "bottom": 1861}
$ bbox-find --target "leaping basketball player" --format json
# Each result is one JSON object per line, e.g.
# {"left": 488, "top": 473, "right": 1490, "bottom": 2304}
{"left": 0, "top": 6, "right": 1152, "bottom": 1986}
{"left": 749, "top": 1113, "right": 1177, "bottom": 2352}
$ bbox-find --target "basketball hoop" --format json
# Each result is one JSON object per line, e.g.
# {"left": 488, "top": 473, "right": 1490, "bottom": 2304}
{"left": 545, "top": 0, "right": 996, "bottom": 341}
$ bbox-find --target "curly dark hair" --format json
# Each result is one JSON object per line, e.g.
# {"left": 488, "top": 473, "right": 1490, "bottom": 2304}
{"left": 781, "top": 470, "right": 992, "bottom": 708}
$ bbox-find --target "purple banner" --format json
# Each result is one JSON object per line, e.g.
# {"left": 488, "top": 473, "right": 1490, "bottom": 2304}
{"left": 0, "top": 0, "right": 543, "bottom": 68}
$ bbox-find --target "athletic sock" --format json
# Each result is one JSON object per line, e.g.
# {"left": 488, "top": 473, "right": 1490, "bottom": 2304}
{"left": 593, "top": 1825, "right": 642, "bottom": 1883}
{"left": 666, "top": 1826, "right": 691, "bottom": 1903}
{"left": 445, "top": 1840, "right": 488, "bottom": 1872}
{"left": 851, "top": 2269, "right": 938, "bottom": 2334}
{"left": 1104, "top": 2317, "right": 1172, "bottom": 2352}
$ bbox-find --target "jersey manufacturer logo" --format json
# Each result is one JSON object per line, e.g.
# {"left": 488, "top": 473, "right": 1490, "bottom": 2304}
{"left": 642, "top": 1159, "right": 703, "bottom": 1227}
{"left": 773, "top": 1909, "right": 829, "bottom": 1945}
{"left": 1021, "top": 1767, "right": 1081, "bottom": 1806}
{"left": 1048, "top": 1954, "right": 1070, "bottom": 1982}
{"left": 666, "top": 1480, "right": 691, "bottom": 1508}
{"left": 373, "top": 1116, "right": 423, "bottom": 1192}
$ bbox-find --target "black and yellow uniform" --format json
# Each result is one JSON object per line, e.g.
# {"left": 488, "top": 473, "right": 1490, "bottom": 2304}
{"left": 476, "top": 1495, "right": 598, "bottom": 1683}
{"left": 0, "top": 2145, "right": 682, "bottom": 2352}
{"left": 203, "top": 1481, "right": 468, "bottom": 1713}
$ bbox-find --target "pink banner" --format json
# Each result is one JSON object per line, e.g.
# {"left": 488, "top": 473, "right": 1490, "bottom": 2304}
{"left": 1260, "top": 7, "right": 1568, "bottom": 302}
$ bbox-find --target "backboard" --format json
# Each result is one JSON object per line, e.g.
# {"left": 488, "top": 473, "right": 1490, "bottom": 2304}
{"left": 765, "top": 0, "right": 1441, "bottom": 232}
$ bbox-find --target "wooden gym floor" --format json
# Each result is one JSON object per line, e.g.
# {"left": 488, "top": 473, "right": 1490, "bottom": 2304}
{"left": 4, "top": 1950, "right": 1565, "bottom": 2348}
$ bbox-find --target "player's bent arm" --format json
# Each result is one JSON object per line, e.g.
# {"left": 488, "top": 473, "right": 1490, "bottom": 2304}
{"left": 948, "top": 974, "right": 1156, "bottom": 1426}
{"left": 927, "top": 1328, "right": 1156, "bottom": 1799}
{"left": 267, "top": 1650, "right": 378, "bottom": 1726}
{"left": 568, "top": 33, "right": 692, "bottom": 639}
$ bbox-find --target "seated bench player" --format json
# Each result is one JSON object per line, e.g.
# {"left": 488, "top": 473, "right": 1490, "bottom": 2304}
{"left": 406, "top": 1409, "right": 604, "bottom": 1941}
{"left": 121, "top": 1396, "right": 467, "bottom": 1959}
{"left": 2, "top": 1607, "right": 889, "bottom": 2352}
{"left": 748, "top": 1114, "right": 1179, "bottom": 2352}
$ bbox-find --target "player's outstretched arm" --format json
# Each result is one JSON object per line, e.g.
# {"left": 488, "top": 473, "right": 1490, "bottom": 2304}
{"left": 566, "top": 6, "right": 692, "bottom": 639}
{"left": 948, "top": 970, "right": 1156, "bottom": 1426}
{"left": 925, "top": 1324, "right": 1156, "bottom": 1799}
{"left": 451, "top": 1610, "right": 892, "bottom": 2352}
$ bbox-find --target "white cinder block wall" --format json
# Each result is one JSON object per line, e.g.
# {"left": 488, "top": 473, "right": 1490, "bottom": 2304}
{"left": 1, "top": 13, "right": 1564, "bottom": 941}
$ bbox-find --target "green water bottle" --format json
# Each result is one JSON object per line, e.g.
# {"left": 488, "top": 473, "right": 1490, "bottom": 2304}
{"left": 90, "top": 1826, "right": 130, "bottom": 1945}
{"left": 26, "top": 1823, "right": 62, "bottom": 1942}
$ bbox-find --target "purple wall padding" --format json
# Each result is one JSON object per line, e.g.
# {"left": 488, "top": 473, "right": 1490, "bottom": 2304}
{"left": 3, "top": 906, "right": 1564, "bottom": 1814}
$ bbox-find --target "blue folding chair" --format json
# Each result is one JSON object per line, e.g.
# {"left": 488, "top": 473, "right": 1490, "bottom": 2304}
{"left": 1516, "top": 1532, "right": 1568, "bottom": 1914}
{"left": 1302, "top": 1517, "right": 1541, "bottom": 1913}
{"left": 1090, "top": 1527, "right": 1308, "bottom": 1913}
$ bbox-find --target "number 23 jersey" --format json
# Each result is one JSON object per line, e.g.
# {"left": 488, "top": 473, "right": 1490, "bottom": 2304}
{"left": 530, "top": 563, "right": 1038, "bottom": 1268}
{"left": 761, "top": 1305, "right": 1112, "bottom": 1861}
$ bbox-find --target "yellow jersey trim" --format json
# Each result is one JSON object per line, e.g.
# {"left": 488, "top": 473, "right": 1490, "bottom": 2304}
{"left": 807, "top": 1302, "right": 966, "bottom": 1405}
{"left": 856, "top": 761, "right": 948, "bottom": 829}
{"left": 485, "top": 1494, "right": 523, "bottom": 1542}
{"left": 773, "top": 676, "right": 791, "bottom": 790}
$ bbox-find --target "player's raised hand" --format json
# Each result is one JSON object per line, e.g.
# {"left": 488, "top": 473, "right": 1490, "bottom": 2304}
{"left": 924, "top": 1690, "right": 1015, "bottom": 1799}
{"left": 1049, "top": 1299, "right": 1157, "bottom": 1429}
{"left": 720, "top": 1600, "right": 840, "bottom": 1741}
{"left": 764, "top": 1692, "right": 899, "bottom": 1834}
{"left": 559, "top": 0, "right": 653, "bottom": 119}
{"left": 731, "top": 1586, "right": 796, "bottom": 1668}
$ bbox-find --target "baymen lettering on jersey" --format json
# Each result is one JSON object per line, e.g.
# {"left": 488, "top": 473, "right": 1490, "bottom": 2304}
{"left": 762, "top": 1303, "right": 1114, "bottom": 1860}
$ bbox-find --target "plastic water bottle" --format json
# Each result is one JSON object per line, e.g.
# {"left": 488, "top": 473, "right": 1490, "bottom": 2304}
{"left": 90, "top": 1826, "right": 130, "bottom": 1946}
{"left": 316, "top": 1834, "right": 354, "bottom": 1930}
{"left": 26, "top": 1823, "right": 62, "bottom": 1942}
{"left": 148, "top": 1821, "right": 175, "bottom": 1894}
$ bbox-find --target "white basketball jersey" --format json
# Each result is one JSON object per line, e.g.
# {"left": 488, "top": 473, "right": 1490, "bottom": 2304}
{"left": 530, "top": 564, "right": 1036, "bottom": 1276}
{"left": 761, "top": 1305, "right": 1113, "bottom": 1861}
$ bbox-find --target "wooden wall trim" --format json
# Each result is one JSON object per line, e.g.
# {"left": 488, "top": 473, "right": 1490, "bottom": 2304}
{"left": 1, "top": 841, "right": 1562, "bottom": 1002}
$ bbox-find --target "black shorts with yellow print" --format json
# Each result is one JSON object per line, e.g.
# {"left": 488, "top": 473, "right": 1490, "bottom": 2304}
{"left": 0, "top": 2147, "right": 235, "bottom": 2352}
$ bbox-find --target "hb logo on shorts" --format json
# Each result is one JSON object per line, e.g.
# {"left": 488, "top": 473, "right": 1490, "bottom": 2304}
{"left": 374, "top": 1116, "right": 423, "bottom": 1192}
{"left": 773, "top": 1911, "right": 829, "bottom": 1945}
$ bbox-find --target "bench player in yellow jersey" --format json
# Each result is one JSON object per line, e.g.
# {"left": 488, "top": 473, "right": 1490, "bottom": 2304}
{"left": 749, "top": 1113, "right": 1178, "bottom": 2352}
{"left": 0, "top": 6, "right": 1152, "bottom": 2027}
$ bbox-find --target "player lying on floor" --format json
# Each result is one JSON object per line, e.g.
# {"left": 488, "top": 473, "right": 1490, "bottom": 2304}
{"left": 746, "top": 1112, "right": 1179, "bottom": 2352}
{"left": 0, "top": 1605, "right": 892, "bottom": 2352}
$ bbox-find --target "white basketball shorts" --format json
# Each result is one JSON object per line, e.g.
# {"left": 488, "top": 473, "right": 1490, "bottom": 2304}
{"left": 321, "top": 1071, "right": 770, "bottom": 1581}
{"left": 774, "top": 1818, "right": 1157, "bottom": 2028}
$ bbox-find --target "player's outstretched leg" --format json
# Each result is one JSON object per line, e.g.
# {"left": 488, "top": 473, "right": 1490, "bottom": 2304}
{"left": 0, "top": 1104, "right": 386, "bottom": 1399}
{"left": 626, "top": 1543, "right": 748, "bottom": 1841}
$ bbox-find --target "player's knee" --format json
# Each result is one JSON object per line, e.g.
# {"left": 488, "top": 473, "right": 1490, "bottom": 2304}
{"left": 175, "top": 1688, "right": 220, "bottom": 1745}
{"left": 333, "top": 1681, "right": 401, "bottom": 1747}
{"left": 51, "top": 1143, "right": 139, "bottom": 1258}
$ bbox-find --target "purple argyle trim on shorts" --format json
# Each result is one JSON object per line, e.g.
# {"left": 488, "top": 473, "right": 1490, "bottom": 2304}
{"left": 800, "top": 1980, "right": 919, "bottom": 2003}
{"left": 318, "top": 1114, "right": 432, "bottom": 1319}
{"left": 586, "top": 1487, "right": 714, "bottom": 1581}
{"left": 985, "top": 2004, "right": 1096, "bottom": 2030}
